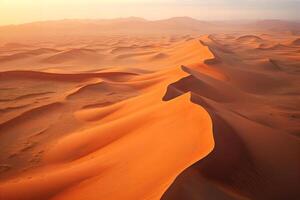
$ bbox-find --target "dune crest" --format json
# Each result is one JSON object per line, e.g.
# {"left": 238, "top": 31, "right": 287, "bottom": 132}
{"left": 162, "top": 34, "right": 300, "bottom": 200}
{"left": 0, "top": 38, "right": 216, "bottom": 200}
{"left": 0, "top": 19, "right": 299, "bottom": 199}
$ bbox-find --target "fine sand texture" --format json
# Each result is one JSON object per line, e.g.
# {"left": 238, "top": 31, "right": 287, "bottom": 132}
{"left": 0, "top": 19, "right": 300, "bottom": 200}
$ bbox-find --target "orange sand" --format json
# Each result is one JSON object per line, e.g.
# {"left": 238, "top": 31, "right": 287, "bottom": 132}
{"left": 0, "top": 18, "right": 300, "bottom": 200}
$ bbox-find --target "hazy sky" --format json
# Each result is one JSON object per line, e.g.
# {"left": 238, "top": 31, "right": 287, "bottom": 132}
{"left": 1, "top": 0, "right": 299, "bottom": 25}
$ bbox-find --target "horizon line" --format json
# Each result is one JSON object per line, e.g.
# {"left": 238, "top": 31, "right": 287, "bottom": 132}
{"left": 1, "top": 16, "right": 300, "bottom": 27}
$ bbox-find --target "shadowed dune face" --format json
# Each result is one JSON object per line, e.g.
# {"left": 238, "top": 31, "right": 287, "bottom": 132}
{"left": 0, "top": 35, "right": 217, "bottom": 200}
{"left": 0, "top": 19, "right": 300, "bottom": 200}
{"left": 162, "top": 34, "right": 300, "bottom": 200}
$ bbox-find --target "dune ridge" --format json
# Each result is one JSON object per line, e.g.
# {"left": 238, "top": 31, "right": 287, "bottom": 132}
{"left": 0, "top": 38, "right": 217, "bottom": 200}
{"left": 0, "top": 70, "right": 137, "bottom": 82}
{"left": 162, "top": 34, "right": 300, "bottom": 200}
{"left": 0, "top": 23, "right": 299, "bottom": 200}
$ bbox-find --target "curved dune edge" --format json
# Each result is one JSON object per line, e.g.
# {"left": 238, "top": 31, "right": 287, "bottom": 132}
{"left": 162, "top": 35, "right": 300, "bottom": 199}
{"left": 0, "top": 39, "right": 216, "bottom": 200}
{"left": 2, "top": 33, "right": 298, "bottom": 200}
{"left": 0, "top": 93, "right": 215, "bottom": 200}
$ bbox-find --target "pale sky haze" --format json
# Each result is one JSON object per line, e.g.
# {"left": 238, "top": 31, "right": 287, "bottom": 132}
{"left": 1, "top": 0, "right": 299, "bottom": 25}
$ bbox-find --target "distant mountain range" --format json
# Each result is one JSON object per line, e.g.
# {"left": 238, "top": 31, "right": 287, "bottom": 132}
{"left": 0, "top": 17, "right": 299, "bottom": 42}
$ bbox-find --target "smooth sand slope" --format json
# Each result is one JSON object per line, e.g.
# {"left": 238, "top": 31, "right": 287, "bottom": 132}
{"left": 162, "top": 34, "right": 300, "bottom": 200}
{"left": 0, "top": 20, "right": 300, "bottom": 200}
{"left": 0, "top": 38, "right": 215, "bottom": 200}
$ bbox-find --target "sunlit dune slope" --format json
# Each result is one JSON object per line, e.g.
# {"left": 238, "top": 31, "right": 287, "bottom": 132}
{"left": 162, "top": 34, "right": 300, "bottom": 200}
{"left": 0, "top": 19, "right": 300, "bottom": 200}
{"left": 0, "top": 38, "right": 215, "bottom": 200}
{"left": 0, "top": 92, "right": 214, "bottom": 200}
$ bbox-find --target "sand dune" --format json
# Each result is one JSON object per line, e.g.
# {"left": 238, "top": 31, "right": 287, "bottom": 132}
{"left": 292, "top": 38, "right": 300, "bottom": 46}
{"left": 258, "top": 43, "right": 294, "bottom": 50}
{"left": 0, "top": 19, "right": 300, "bottom": 200}
{"left": 150, "top": 53, "right": 169, "bottom": 60}
{"left": 236, "top": 35, "right": 263, "bottom": 43}
{"left": 0, "top": 70, "right": 137, "bottom": 82}
{"left": 0, "top": 60, "right": 215, "bottom": 200}
{"left": 162, "top": 34, "right": 300, "bottom": 200}
{"left": 42, "top": 48, "right": 103, "bottom": 64}
{"left": 0, "top": 48, "right": 59, "bottom": 63}
{"left": 1, "top": 43, "right": 34, "bottom": 50}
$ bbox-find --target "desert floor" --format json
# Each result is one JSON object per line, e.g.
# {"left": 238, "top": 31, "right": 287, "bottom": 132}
{"left": 0, "top": 24, "right": 300, "bottom": 199}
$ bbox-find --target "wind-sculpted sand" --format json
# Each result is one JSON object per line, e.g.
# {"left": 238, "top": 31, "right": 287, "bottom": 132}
{"left": 162, "top": 34, "right": 300, "bottom": 200}
{"left": 0, "top": 19, "right": 300, "bottom": 200}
